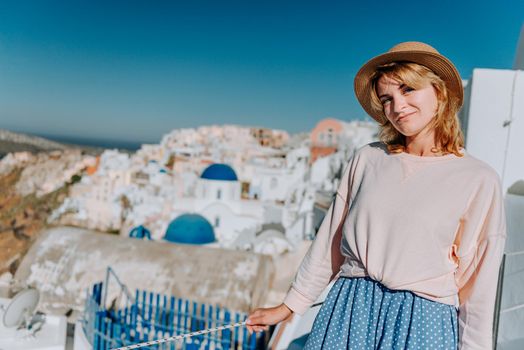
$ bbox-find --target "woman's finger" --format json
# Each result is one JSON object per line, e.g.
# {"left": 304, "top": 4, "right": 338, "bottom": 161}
{"left": 246, "top": 304, "right": 293, "bottom": 328}
{"left": 251, "top": 325, "right": 268, "bottom": 333}
{"left": 246, "top": 309, "right": 266, "bottom": 325}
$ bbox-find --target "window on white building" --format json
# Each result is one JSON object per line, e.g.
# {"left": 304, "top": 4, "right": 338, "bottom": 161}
{"left": 327, "top": 128, "right": 334, "bottom": 146}
{"left": 217, "top": 189, "right": 222, "bottom": 199}
{"left": 215, "top": 216, "right": 220, "bottom": 227}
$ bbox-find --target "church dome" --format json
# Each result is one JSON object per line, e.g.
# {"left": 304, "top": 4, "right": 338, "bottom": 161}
{"left": 200, "top": 163, "right": 238, "bottom": 181}
{"left": 129, "top": 225, "right": 151, "bottom": 240}
{"left": 164, "top": 214, "right": 216, "bottom": 245}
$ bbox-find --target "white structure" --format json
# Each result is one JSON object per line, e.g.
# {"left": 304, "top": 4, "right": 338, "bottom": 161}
{"left": 247, "top": 146, "right": 309, "bottom": 202}
{"left": 460, "top": 68, "right": 524, "bottom": 194}
{"left": 338, "top": 120, "right": 379, "bottom": 153}
{"left": 14, "top": 227, "right": 274, "bottom": 316}
{"left": 169, "top": 163, "right": 284, "bottom": 246}
{"left": 497, "top": 181, "right": 524, "bottom": 349}
{"left": 0, "top": 295, "right": 67, "bottom": 350}
{"left": 47, "top": 123, "right": 376, "bottom": 254}
{"left": 51, "top": 149, "right": 132, "bottom": 231}
{"left": 310, "top": 151, "right": 347, "bottom": 192}
{"left": 130, "top": 126, "right": 326, "bottom": 249}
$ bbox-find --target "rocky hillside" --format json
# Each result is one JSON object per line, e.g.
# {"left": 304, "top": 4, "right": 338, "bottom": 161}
{"left": 1, "top": 130, "right": 111, "bottom": 160}
{"left": 0, "top": 134, "right": 101, "bottom": 276}
{"left": 0, "top": 129, "right": 68, "bottom": 157}
{"left": 0, "top": 166, "right": 70, "bottom": 275}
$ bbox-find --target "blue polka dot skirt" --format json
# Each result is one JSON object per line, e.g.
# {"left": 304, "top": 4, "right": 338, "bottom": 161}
{"left": 303, "top": 277, "right": 458, "bottom": 349}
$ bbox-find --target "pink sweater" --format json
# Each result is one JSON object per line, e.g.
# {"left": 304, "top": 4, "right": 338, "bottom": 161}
{"left": 283, "top": 142, "right": 506, "bottom": 350}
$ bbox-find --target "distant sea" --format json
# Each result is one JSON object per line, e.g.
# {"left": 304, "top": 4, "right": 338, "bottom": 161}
{"left": 32, "top": 133, "right": 146, "bottom": 151}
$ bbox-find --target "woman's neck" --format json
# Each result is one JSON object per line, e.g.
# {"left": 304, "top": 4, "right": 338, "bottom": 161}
{"left": 405, "top": 131, "right": 442, "bottom": 157}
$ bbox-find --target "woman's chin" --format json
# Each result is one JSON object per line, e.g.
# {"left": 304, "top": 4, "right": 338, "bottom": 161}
{"left": 394, "top": 123, "right": 427, "bottom": 137}
{"left": 394, "top": 126, "right": 416, "bottom": 137}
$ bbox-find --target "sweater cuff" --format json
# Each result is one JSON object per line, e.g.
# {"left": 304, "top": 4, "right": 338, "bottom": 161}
{"left": 283, "top": 287, "right": 314, "bottom": 315}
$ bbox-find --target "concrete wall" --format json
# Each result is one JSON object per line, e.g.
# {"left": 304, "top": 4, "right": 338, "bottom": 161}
{"left": 14, "top": 227, "right": 274, "bottom": 320}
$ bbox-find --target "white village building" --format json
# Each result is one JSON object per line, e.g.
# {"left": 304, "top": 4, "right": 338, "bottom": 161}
{"left": 49, "top": 123, "right": 377, "bottom": 257}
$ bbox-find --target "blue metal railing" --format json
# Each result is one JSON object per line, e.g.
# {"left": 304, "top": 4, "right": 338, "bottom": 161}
{"left": 81, "top": 268, "right": 266, "bottom": 350}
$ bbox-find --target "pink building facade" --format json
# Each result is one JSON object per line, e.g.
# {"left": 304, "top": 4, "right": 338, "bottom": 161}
{"left": 310, "top": 118, "right": 345, "bottom": 162}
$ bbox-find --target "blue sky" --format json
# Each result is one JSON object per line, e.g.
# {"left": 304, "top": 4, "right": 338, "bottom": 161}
{"left": 0, "top": 0, "right": 523, "bottom": 143}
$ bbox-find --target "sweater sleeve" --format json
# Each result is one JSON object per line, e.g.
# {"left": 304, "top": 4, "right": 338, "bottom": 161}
{"left": 455, "top": 173, "right": 506, "bottom": 350}
{"left": 283, "top": 155, "right": 358, "bottom": 314}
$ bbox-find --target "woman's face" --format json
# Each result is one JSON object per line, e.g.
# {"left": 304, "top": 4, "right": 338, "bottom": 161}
{"left": 375, "top": 75, "right": 439, "bottom": 138}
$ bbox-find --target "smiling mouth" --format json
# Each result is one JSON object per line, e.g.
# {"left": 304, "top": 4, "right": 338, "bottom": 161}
{"left": 397, "top": 112, "right": 415, "bottom": 122}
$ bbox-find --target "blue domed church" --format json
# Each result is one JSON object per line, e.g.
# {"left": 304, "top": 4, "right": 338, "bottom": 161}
{"left": 196, "top": 163, "right": 241, "bottom": 202}
{"left": 166, "top": 162, "right": 262, "bottom": 246}
{"left": 164, "top": 214, "right": 216, "bottom": 245}
{"left": 200, "top": 163, "right": 238, "bottom": 181}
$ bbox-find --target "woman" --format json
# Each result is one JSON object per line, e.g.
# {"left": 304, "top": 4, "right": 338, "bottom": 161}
{"left": 246, "top": 42, "right": 506, "bottom": 349}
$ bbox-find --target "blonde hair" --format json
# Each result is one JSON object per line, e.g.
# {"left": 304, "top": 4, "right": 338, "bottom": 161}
{"left": 369, "top": 62, "right": 464, "bottom": 156}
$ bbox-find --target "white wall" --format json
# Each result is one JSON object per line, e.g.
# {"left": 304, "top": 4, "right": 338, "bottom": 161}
{"left": 200, "top": 202, "right": 259, "bottom": 244}
{"left": 196, "top": 179, "right": 241, "bottom": 201}
{"left": 464, "top": 69, "right": 524, "bottom": 193}
{"left": 497, "top": 192, "right": 524, "bottom": 349}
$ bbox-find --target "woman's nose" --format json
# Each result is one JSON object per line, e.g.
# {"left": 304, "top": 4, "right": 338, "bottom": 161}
{"left": 392, "top": 95, "right": 408, "bottom": 114}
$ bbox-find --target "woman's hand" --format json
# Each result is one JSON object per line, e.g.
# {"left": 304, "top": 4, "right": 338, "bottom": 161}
{"left": 245, "top": 303, "right": 293, "bottom": 333}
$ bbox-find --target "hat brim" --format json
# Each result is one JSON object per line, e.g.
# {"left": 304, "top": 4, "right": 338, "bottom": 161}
{"left": 354, "top": 51, "right": 464, "bottom": 122}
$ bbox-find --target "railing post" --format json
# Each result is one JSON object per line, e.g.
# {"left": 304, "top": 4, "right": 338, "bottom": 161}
{"left": 222, "top": 310, "right": 231, "bottom": 350}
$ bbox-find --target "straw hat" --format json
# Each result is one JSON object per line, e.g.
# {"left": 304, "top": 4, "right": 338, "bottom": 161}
{"left": 353, "top": 41, "right": 463, "bottom": 122}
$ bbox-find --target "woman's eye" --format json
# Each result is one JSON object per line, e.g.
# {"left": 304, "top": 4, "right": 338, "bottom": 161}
{"left": 402, "top": 86, "right": 414, "bottom": 93}
{"left": 380, "top": 98, "right": 391, "bottom": 105}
